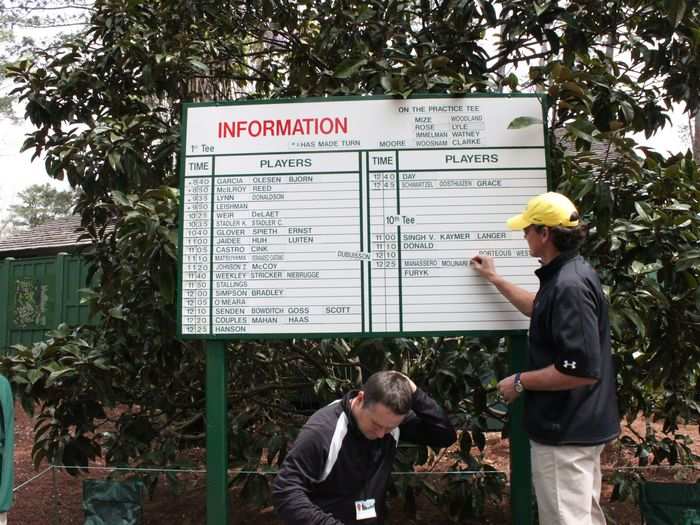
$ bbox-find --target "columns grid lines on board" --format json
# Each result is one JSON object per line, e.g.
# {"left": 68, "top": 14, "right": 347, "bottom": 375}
{"left": 394, "top": 167, "right": 546, "bottom": 172}
{"left": 212, "top": 171, "right": 360, "bottom": 177}
{"left": 364, "top": 151, "right": 373, "bottom": 334}
{"left": 207, "top": 158, "right": 215, "bottom": 334}
{"left": 204, "top": 150, "right": 368, "bottom": 158}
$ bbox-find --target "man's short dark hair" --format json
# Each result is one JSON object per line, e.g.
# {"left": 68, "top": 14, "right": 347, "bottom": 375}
{"left": 550, "top": 223, "right": 588, "bottom": 252}
{"left": 361, "top": 371, "right": 413, "bottom": 415}
{"left": 532, "top": 223, "right": 588, "bottom": 252}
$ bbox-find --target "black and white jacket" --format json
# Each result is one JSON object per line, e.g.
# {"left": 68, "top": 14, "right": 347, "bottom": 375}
{"left": 272, "top": 388, "right": 456, "bottom": 525}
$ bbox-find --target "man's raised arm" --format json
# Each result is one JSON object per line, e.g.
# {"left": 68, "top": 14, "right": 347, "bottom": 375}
{"left": 398, "top": 386, "right": 456, "bottom": 449}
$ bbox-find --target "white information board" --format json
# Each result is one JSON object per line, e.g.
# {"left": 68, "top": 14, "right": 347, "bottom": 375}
{"left": 178, "top": 95, "right": 548, "bottom": 338}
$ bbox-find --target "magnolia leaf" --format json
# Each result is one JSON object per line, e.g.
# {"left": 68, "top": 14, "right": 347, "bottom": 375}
{"left": 107, "top": 150, "right": 121, "bottom": 171}
{"left": 108, "top": 306, "right": 125, "bottom": 319}
{"left": 380, "top": 74, "right": 396, "bottom": 92}
{"left": 665, "top": 203, "right": 691, "bottom": 211}
{"left": 630, "top": 261, "right": 662, "bottom": 274}
{"left": 111, "top": 191, "right": 131, "bottom": 207}
{"left": 334, "top": 58, "right": 367, "bottom": 79}
{"left": 189, "top": 59, "right": 210, "bottom": 74}
{"left": 551, "top": 62, "right": 573, "bottom": 81}
{"left": 613, "top": 222, "right": 649, "bottom": 233}
{"left": 566, "top": 121, "right": 596, "bottom": 143}
{"left": 634, "top": 201, "right": 653, "bottom": 221}
{"left": 675, "top": 251, "right": 700, "bottom": 271}
{"left": 27, "top": 369, "right": 43, "bottom": 385}
{"left": 507, "top": 116, "right": 542, "bottom": 129}
{"left": 624, "top": 309, "right": 646, "bottom": 338}
{"left": 667, "top": 0, "right": 687, "bottom": 28}
{"left": 46, "top": 368, "right": 76, "bottom": 387}
{"left": 534, "top": 1, "right": 548, "bottom": 16}
{"left": 562, "top": 80, "right": 585, "bottom": 97}
{"left": 428, "top": 56, "right": 450, "bottom": 68}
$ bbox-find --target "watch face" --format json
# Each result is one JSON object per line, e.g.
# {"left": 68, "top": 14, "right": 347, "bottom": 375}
{"left": 514, "top": 375, "right": 523, "bottom": 392}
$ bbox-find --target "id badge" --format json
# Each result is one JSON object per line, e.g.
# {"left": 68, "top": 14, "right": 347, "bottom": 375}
{"left": 355, "top": 498, "right": 377, "bottom": 520}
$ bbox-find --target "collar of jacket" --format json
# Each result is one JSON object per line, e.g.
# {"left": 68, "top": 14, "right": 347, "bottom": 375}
{"left": 341, "top": 389, "right": 363, "bottom": 436}
{"left": 535, "top": 249, "right": 578, "bottom": 283}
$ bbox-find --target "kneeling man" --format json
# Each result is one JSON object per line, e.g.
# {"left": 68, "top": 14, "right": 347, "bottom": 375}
{"left": 272, "top": 370, "right": 456, "bottom": 524}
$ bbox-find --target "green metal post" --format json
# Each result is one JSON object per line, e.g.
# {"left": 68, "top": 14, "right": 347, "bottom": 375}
{"left": 0, "top": 260, "right": 10, "bottom": 353}
{"left": 207, "top": 340, "right": 229, "bottom": 525}
{"left": 509, "top": 333, "right": 532, "bottom": 525}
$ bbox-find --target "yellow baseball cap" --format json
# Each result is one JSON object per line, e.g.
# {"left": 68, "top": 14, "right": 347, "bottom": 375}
{"left": 506, "top": 192, "right": 580, "bottom": 230}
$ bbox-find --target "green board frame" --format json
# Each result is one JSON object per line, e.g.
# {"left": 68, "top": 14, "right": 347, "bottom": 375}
{"left": 177, "top": 93, "right": 550, "bottom": 341}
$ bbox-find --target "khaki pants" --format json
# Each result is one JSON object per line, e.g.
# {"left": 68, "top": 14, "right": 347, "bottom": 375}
{"left": 530, "top": 441, "right": 606, "bottom": 525}
{"left": 0, "top": 512, "right": 7, "bottom": 525}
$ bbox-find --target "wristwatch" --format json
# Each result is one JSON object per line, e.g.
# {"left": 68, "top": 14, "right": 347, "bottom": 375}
{"left": 514, "top": 372, "right": 524, "bottom": 393}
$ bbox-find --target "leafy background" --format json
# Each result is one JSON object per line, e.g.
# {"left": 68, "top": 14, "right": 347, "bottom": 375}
{"left": 2, "top": 0, "right": 700, "bottom": 520}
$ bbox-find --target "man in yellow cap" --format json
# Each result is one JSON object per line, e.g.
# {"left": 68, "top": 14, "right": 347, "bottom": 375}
{"left": 471, "top": 192, "right": 619, "bottom": 525}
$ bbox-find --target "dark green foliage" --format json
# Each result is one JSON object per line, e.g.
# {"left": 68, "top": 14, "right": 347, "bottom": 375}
{"left": 2, "top": 0, "right": 700, "bottom": 519}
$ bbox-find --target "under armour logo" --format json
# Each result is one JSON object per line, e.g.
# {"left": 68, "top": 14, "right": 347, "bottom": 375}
{"left": 563, "top": 361, "right": 577, "bottom": 369}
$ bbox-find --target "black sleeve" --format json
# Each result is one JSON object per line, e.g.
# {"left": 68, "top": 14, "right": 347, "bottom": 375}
{"left": 551, "top": 282, "right": 601, "bottom": 379}
{"left": 271, "top": 427, "right": 344, "bottom": 525}
{"left": 398, "top": 388, "right": 456, "bottom": 448}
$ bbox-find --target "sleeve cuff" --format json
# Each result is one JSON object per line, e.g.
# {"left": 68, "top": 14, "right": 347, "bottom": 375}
{"left": 555, "top": 359, "right": 599, "bottom": 379}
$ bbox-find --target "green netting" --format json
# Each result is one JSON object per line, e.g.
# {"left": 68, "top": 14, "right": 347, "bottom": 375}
{"left": 640, "top": 481, "right": 700, "bottom": 525}
{"left": 82, "top": 479, "right": 144, "bottom": 525}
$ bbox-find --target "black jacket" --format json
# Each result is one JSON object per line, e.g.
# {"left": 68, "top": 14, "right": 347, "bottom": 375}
{"left": 272, "top": 388, "right": 456, "bottom": 525}
{"left": 526, "top": 252, "right": 620, "bottom": 445}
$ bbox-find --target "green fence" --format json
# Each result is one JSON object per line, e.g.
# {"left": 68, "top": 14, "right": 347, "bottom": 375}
{"left": 0, "top": 254, "right": 91, "bottom": 352}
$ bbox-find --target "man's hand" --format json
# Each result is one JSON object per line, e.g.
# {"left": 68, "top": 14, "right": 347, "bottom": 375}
{"left": 470, "top": 255, "right": 535, "bottom": 316}
{"left": 470, "top": 255, "right": 498, "bottom": 282}
{"left": 396, "top": 372, "right": 417, "bottom": 393}
{"left": 497, "top": 374, "right": 521, "bottom": 404}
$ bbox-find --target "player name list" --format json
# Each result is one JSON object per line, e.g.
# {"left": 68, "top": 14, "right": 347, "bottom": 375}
{"left": 181, "top": 148, "right": 545, "bottom": 336}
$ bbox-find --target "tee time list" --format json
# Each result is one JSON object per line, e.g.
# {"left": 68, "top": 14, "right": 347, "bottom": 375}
{"left": 179, "top": 96, "right": 547, "bottom": 338}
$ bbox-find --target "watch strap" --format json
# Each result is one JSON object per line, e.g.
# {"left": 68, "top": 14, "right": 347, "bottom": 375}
{"left": 514, "top": 372, "right": 523, "bottom": 392}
